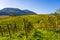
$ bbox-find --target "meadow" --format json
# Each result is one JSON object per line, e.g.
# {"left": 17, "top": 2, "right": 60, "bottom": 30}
{"left": 0, "top": 14, "right": 59, "bottom": 40}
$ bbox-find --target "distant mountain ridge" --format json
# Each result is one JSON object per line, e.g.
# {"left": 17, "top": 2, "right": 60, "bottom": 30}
{"left": 0, "top": 8, "right": 36, "bottom": 16}
{"left": 23, "top": 10, "right": 36, "bottom": 14}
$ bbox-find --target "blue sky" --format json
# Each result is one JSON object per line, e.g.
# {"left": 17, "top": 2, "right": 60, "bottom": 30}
{"left": 0, "top": 0, "right": 60, "bottom": 14}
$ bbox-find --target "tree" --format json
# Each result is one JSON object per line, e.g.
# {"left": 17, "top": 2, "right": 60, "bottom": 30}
{"left": 56, "top": 8, "right": 60, "bottom": 14}
{"left": 10, "top": 12, "right": 16, "bottom": 16}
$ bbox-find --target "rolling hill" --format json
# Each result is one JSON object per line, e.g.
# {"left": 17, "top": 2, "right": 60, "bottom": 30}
{"left": 0, "top": 14, "right": 59, "bottom": 40}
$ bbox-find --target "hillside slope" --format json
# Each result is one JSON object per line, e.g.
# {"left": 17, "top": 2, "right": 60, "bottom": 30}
{"left": 0, "top": 14, "right": 59, "bottom": 40}
{"left": 0, "top": 8, "right": 36, "bottom": 16}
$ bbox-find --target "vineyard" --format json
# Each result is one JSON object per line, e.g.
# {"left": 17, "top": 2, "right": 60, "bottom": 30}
{"left": 0, "top": 14, "right": 59, "bottom": 40}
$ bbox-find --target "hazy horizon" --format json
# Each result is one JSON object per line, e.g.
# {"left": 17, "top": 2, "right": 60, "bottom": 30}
{"left": 0, "top": 0, "right": 60, "bottom": 14}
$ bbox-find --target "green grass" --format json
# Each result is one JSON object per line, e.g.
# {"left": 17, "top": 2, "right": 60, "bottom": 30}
{"left": 0, "top": 14, "right": 59, "bottom": 40}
